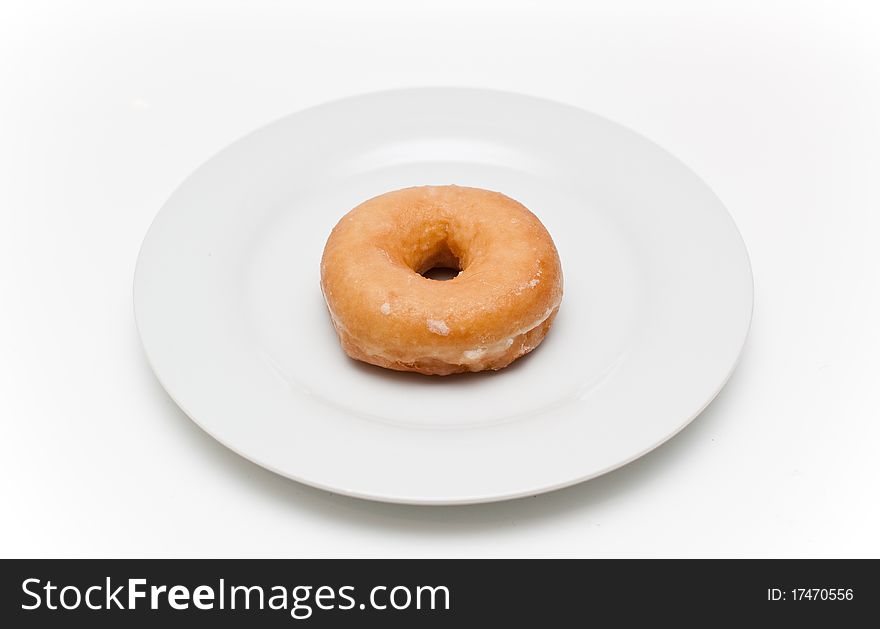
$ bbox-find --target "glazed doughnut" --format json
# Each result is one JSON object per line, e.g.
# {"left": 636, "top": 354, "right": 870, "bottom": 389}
{"left": 320, "top": 185, "right": 563, "bottom": 375}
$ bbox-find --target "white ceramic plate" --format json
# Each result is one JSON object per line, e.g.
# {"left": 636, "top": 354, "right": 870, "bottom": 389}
{"left": 134, "top": 88, "right": 753, "bottom": 504}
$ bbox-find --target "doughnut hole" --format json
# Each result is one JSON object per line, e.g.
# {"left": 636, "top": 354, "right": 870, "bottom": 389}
{"left": 417, "top": 239, "right": 462, "bottom": 281}
{"left": 406, "top": 220, "right": 467, "bottom": 281}
{"left": 421, "top": 266, "right": 460, "bottom": 281}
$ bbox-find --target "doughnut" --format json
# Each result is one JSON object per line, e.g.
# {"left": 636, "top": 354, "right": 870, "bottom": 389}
{"left": 319, "top": 185, "right": 563, "bottom": 375}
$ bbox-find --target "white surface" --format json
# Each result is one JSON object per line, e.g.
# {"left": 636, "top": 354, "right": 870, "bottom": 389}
{"left": 134, "top": 88, "right": 753, "bottom": 504}
{"left": 1, "top": 0, "right": 878, "bottom": 555}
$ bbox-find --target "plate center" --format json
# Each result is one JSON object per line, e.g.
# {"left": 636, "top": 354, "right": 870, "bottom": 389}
{"left": 245, "top": 162, "right": 644, "bottom": 428}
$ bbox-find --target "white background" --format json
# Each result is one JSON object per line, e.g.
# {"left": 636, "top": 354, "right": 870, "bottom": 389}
{"left": 2, "top": 0, "right": 878, "bottom": 557}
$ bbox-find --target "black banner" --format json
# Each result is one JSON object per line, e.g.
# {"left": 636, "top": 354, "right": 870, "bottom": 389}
{"left": 0, "top": 560, "right": 875, "bottom": 626}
